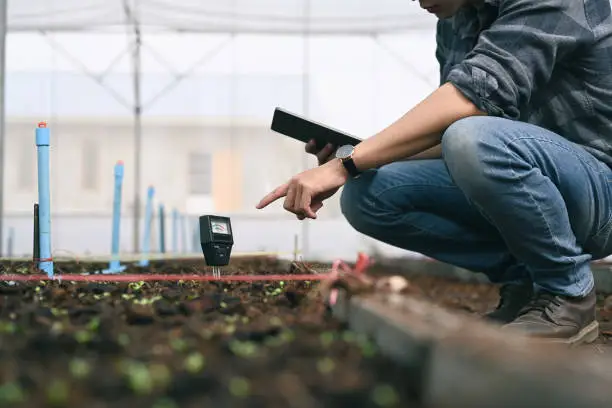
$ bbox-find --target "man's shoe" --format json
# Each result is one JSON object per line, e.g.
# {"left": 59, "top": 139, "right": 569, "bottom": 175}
{"left": 502, "top": 287, "right": 599, "bottom": 346}
{"left": 484, "top": 282, "right": 533, "bottom": 324}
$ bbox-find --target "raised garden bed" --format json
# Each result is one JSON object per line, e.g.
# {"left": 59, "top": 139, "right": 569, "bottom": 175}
{"left": 0, "top": 257, "right": 421, "bottom": 408}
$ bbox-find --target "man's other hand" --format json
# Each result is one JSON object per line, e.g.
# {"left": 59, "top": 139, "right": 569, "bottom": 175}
{"left": 305, "top": 139, "right": 336, "bottom": 166}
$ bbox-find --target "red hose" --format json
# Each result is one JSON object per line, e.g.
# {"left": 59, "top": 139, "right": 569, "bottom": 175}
{"left": 0, "top": 273, "right": 331, "bottom": 282}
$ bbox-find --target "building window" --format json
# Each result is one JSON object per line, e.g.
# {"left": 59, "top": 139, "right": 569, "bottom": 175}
{"left": 18, "top": 139, "right": 35, "bottom": 190}
{"left": 81, "top": 140, "right": 99, "bottom": 191}
{"left": 188, "top": 152, "right": 212, "bottom": 195}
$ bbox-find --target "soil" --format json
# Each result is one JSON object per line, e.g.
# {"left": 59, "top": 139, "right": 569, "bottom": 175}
{"left": 0, "top": 257, "right": 421, "bottom": 408}
{"left": 0, "top": 257, "right": 610, "bottom": 407}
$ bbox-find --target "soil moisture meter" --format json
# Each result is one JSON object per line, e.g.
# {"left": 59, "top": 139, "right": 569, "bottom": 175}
{"left": 199, "top": 215, "right": 234, "bottom": 278}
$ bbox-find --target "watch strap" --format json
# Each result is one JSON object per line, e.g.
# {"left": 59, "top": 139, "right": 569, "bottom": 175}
{"left": 341, "top": 157, "right": 361, "bottom": 177}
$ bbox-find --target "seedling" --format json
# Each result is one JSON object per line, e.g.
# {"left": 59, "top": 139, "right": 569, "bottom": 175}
{"left": 371, "top": 384, "right": 399, "bottom": 407}
{"left": 199, "top": 215, "right": 233, "bottom": 278}
{"left": 184, "top": 352, "right": 205, "bottom": 373}
{"left": 228, "top": 377, "right": 250, "bottom": 398}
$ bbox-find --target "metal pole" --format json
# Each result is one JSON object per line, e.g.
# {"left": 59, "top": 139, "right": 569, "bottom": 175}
{"left": 0, "top": 0, "right": 7, "bottom": 257}
{"left": 131, "top": 3, "right": 142, "bottom": 253}
{"left": 301, "top": 0, "right": 311, "bottom": 260}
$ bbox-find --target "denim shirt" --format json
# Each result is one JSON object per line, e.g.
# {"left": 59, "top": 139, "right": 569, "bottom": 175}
{"left": 436, "top": 0, "right": 612, "bottom": 167}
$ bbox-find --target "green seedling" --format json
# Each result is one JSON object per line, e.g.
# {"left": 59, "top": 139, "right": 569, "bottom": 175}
{"left": 200, "top": 329, "right": 214, "bottom": 340}
{"left": 228, "top": 341, "right": 258, "bottom": 358}
{"left": 87, "top": 317, "right": 101, "bottom": 331}
{"left": 357, "top": 336, "right": 377, "bottom": 357}
{"left": 69, "top": 358, "right": 91, "bottom": 379}
{"left": 371, "top": 384, "right": 399, "bottom": 407}
{"left": 264, "top": 329, "right": 295, "bottom": 347}
{"left": 121, "top": 360, "right": 153, "bottom": 395}
{"left": 75, "top": 330, "right": 92, "bottom": 344}
{"left": 128, "top": 281, "right": 145, "bottom": 291}
{"left": 316, "top": 358, "right": 335, "bottom": 374}
{"left": 153, "top": 398, "right": 178, "bottom": 408}
{"left": 50, "top": 308, "right": 68, "bottom": 317}
{"left": 184, "top": 352, "right": 205, "bottom": 373}
{"left": 228, "top": 377, "right": 250, "bottom": 398}
{"left": 170, "top": 338, "right": 188, "bottom": 352}
{"left": 118, "top": 333, "right": 130, "bottom": 347}
{"left": 50, "top": 322, "right": 64, "bottom": 334}
{"left": 320, "top": 332, "right": 334, "bottom": 348}
{"left": 280, "top": 329, "right": 295, "bottom": 343}
{"left": 342, "top": 331, "right": 357, "bottom": 343}
{"left": 46, "top": 380, "right": 69, "bottom": 406}
{"left": 0, "top": 321, "right": 16, "bottom": 334}
{"left": 269, "top": 316, "right": 282, "bottom": 327}
{"left": 224, "top": 315, "right": 239, "bottom": 324}
{"left": 0, "top": 382, "right": 25, "bottom": 404}
{"left": 133, "top": 296, "right": 162, "bottom": 305}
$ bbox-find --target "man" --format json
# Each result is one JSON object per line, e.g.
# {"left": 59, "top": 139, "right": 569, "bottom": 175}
{"left": 256, "top": 0, "right": 612, "bottom": 346}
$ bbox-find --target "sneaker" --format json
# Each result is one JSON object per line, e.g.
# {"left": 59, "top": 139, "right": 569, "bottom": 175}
{"left": 484, "top": 282, "right": 533, "bottom": 324}
{"left": 502, "top": 287, "right": 599, "bottom": 346}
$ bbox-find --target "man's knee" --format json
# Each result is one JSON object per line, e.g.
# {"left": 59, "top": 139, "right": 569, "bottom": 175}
{"left": 441, "top": 116, "right": 509, "bottom": 193}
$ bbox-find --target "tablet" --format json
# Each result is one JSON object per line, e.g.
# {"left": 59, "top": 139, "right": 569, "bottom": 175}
{"left": 271, "top": 107, "right": 362, "bottom": 150}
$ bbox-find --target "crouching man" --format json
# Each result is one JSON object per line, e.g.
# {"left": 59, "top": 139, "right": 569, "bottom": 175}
{"left": 257, "top": 0, "right": 612, "bottom": 346}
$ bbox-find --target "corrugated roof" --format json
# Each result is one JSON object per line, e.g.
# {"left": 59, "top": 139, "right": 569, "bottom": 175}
{"left": 8, "top": 0, "right": 436, "bottom": 34}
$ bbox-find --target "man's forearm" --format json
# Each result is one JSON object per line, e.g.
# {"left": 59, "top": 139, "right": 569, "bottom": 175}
{"left": 407, "top": 142, "right": 442, "bottom": 160}
{"left": 352, "top": 82, "right": 485, "bottom": 170}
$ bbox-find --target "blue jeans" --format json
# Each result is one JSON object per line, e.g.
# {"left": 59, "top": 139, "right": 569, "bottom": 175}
{"left": 340, "top": 116, "right": 612, "bottom": 297}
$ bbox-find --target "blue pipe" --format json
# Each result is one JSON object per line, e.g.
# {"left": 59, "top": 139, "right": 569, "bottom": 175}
{"left": 7, "top": 227, "right": 14, "bottom": 258}
{"left": 138, "top": 186, "right": 155, "bottom": 267}
{"left": 181, "top": 214, "right": 187, "bottom": 253}
{"left": 159, "top": 204, "right": 166, "bottom": 253}
{"left": 102, "top": 161, "right": 126, "bottom": 274}
{"left": 35, "top": 122, "right": 54, "bottom": 278}
{"left": 172, "top": 208, "right": 179, "bottom": 254}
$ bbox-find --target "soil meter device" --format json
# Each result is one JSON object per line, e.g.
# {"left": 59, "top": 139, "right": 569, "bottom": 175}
{"left": 200, "top": 215, "right": 234, "bottom": 278}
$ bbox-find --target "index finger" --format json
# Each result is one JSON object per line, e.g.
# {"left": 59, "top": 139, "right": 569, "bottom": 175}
{"left": 256, "top": 183, "right": 289, "bottom": 209}
{"left": 305, "top": 139, "right": 318, "bottom": 154}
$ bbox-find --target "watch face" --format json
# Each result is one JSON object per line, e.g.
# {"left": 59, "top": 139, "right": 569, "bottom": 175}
{"left": 336, "top": 145, "right": 354, "bottom": 159}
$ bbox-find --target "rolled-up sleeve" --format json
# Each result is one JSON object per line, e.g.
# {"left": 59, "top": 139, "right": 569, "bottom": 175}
{"left": 446, "top": 0, "right": 592, "bottom": 119}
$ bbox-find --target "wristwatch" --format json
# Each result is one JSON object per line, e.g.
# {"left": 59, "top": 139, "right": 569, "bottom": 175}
{"left": 335, "top": 144, "right": 361, "bottom": 178}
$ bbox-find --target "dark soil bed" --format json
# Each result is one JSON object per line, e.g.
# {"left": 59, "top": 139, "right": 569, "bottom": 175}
{"left": 1, "top": 257, "right": 610, "bottom": 407}
{"left": 371, "top": 272, "right": 612, "bottom": 350}
{"left": 0, "top": 257, "right": 420, "bottom": 408}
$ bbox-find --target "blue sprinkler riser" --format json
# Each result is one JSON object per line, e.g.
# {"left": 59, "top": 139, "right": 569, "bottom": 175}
{"left": 102, "top": 161, "right": 127, "bottom": 274}
{"left": 35, "top": 122, "right": 54, "bottom": 278}
{"left": 172, "top": 208, "right": 179, "bottom": 254}
{"left": 138, "top": 185, "right": 155, "bottom": 267}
